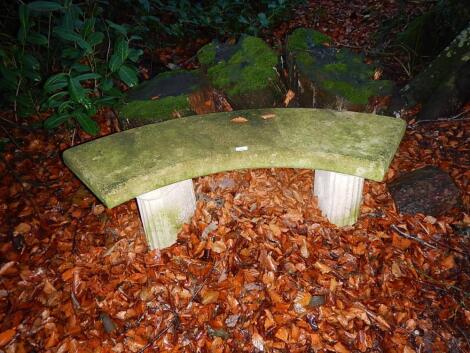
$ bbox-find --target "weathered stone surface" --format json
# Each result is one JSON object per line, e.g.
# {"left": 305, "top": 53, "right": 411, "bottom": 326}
{"left": 119, "top": 70, "right": 205, "bottom": 128}
{"left": 63, "top": 108, "right": 405, "bottom": 208}
{"left": 197, "top": 36, "right": 282, "bottom": 109}
{"left": 286, "top": 28, "right": 392, "bottom": 111}
{"left": 388, "top": 166, "right": 461, "bottom": 216}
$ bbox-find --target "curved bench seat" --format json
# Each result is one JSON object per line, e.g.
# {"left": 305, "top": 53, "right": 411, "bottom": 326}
{"left": 64, "top": 108, "right": 406, "bottom": 248}
{"left": 64, "top": 108, "right": 405, "bottom": 207}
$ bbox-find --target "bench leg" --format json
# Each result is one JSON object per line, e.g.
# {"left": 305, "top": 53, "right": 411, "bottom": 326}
{"left": 314, "top": 170, "right": 364, "bottom": 226}
{"left": 137, "top": 179, "right": 196, "bottom": 249}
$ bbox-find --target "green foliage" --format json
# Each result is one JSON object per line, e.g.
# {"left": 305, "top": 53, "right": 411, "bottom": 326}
{"left": 0, "top": 1, "right": 143, "bottom": 134}
{"left": 133, "top": 0, "right": 305, "bottom": 42}
{"left": 0, "top": 0, "right": 305, "bottom": 133}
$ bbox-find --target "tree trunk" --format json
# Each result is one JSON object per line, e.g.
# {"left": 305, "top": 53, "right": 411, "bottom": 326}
{"left": 399, "top": 25, "right": 470, "bottom": 120}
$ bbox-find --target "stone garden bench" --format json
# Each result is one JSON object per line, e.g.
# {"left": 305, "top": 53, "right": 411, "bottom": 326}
{"left": 63, "top": 108, "right": 406, "bottom": 249}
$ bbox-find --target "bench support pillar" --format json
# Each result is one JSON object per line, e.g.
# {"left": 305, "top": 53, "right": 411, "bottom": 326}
{"left": 314, "top": 170, "right": 364, "bottom": 227}
{"left": 137, "top": 179, "right": 196, "bottom": 249}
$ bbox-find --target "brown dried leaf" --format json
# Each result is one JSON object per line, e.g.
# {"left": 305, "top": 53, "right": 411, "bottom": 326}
{"left": 275, "top": 327, "right": 289, "bottom": 342}
{"left": 261, "top": 113, "right": 276, "bottom": 120}
{"left": 14, "top": 222, "right": 31, "bottom": 235}
{"left": 314, "top": 261, "right": 331, "bottom": 274}
{"left": 283, "top": 89, "right": 295, "bottom": 107}
{"left": 334, "top": 342, "right": 350, "bottom": 353}
{"left": 252, "top": 332, "right": 265, "bottom": 351}
{"left": 0, "top": 328, "right": 16, "bottom": 347}
{"left": 231, "top": 116, "right": 248, "bottom": 123}
{"left": 201, "top": 290, "right": 219, "bottom": 305}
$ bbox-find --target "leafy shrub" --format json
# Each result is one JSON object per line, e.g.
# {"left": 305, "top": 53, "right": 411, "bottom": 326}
{"left": 127, "top": 0, "right": 305, "bottom": 42}
{"left": 0, "top": 1, "right": 143, "bottom": 134}
{"left": 0, "top": 0, "right": 304, "bottom": 134}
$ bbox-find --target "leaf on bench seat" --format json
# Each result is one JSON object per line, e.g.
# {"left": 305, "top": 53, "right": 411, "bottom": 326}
{"left": 231, "top": 116, "right": 248, "bottom": 123}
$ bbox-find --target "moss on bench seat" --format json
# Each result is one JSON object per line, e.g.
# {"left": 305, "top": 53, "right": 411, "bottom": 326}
{"left": 63, "top": 108, "right": 406, "bottom": 208}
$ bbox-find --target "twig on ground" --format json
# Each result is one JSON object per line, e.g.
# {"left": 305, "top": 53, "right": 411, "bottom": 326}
{"left": 391, "top": 224, "right": 437, "bottom": 249}
{"left": 0, "top": 123, "right": 22, "bottom": 150}
{"left": 137, "top": 316, "right": 176, "bottom": 353}
{"left": 393, "top": 224, "right": 470, "bottom": 256}
{"left": 0, "top": 116, "right": 35, "bottom": 130}
{"left": 413, "top": 109, "right": 470, "bottom": 125}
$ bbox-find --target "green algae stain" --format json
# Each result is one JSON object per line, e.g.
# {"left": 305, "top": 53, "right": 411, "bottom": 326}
{"left": 205, "top": 36, "right": 278, "bottom": 97}
{"left": 146, "top": 208, "right": 183, "bottom": 249}
{"left": 337, "top": 204, "right": 361, "bottom": 227}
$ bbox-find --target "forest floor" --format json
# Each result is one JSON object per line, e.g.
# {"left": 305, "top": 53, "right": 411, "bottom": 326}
{"left": 0, "top": 1, "right": 469, "bottom": 352}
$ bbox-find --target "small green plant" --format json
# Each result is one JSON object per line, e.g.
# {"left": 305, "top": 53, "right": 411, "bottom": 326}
{"left": 0, "top": 1, "right": 143, "bottom": 135}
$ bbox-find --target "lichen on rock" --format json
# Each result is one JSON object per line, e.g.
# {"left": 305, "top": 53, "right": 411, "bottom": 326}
{"left": 287, "top": 28, "right": 392, "bottom": 110}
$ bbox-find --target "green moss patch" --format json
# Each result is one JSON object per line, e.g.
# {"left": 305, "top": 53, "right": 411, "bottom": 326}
{"left": 197, "top": 43, "right": 217, "bottom": 66}
{"left": 202, "top": 36, "right": 279, "bottom": 98}
{"left": 287, "top": 28, "right": 392, "bottom": 105}
{"left": 119, "top": 70, "right": 204, "bottom": 127}
{"left": 119, "top": 95, "right": 192, "bottom": 125}
{"left": 287, "top": 27, "right": 333, "bottom": 52}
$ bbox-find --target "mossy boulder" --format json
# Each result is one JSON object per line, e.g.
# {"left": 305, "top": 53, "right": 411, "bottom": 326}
{"left": 286, "top": 28, "right": 392, "bottom": 111}
{"left": 197, "top": 36, "right": 282, "bottom": 109}
{"left": 119, "top": 70, "right": 205, "bottom": 128}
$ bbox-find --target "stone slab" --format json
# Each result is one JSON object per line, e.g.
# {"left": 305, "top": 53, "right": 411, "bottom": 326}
{"left": 63, "top": 108, "right": 406, "bottom": 208}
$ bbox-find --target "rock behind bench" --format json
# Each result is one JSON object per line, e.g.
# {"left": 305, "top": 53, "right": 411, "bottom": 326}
{"left": 119, "top": 36, "right": 283, "bottom": 128}
{"left": 286, "top": 28, "right": 392, "bottom": 111}
{"left": 119, "top": 70, "right": 205, "bottom": 128}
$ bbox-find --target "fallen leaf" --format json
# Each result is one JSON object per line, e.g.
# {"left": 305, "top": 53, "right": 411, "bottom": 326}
{"left": 211, "top": 240, "right": 227, "bottom": 253}
{"left": 403, "top": 346, "right": 416, "bottom": 353}
{"left": 334, "top": 342, "right": 350, "bottom": 353}
{"left": 275, "top": 327, "right": 289, "bottom": 342}
{"left": 231, "top": 116, "right": 248, "bottom": 123}
{"left": 201, "top": 290, "right": 219, "bottom": 305}
{"left": 92, "top": 204, "right": 105, "bottom": 215}
{"left": 252, "top": 332, "right": 264, "bottom": 351}
{"left": 441, "top": 255, "right": 455, "bottom": 270}
{"left": 284, "top": 89, "right": 295, "bottom": 106}
{"left": 261, "top": 113, "right": 276, "bottom": 120}
{"left": 0, "top": 328, "right": 16, "bottom": 347}
{"left": 0, "top": 261, "right": 16, "bottom": 276}
{"left": 314, "top": 261, "right": 332, "bottom": 274}
{"left": 14, "top": 223, "right": 31, "bottom": 235}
